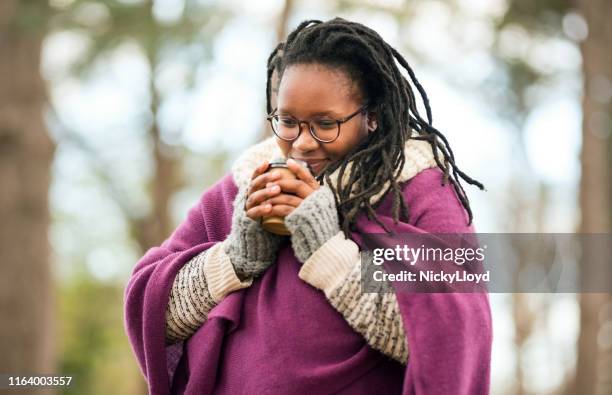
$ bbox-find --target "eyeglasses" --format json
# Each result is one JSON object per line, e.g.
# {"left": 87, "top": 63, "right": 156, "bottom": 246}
{"left": 266, "top": 104, "right": 368, "bottom": 143}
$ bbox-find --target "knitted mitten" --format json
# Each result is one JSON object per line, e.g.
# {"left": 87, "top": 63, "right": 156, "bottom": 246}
{"left": 224, "top": 186, "right": 284, "bottom": 281}
{"left": 284, "top": 185, "right": 341, "bottom": 263}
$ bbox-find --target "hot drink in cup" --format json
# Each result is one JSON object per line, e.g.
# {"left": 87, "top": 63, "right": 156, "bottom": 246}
{"left": 260, "top": 158, "right": 309, "bottom": 235}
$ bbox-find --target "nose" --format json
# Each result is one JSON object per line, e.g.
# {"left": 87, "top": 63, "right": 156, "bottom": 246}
{"left": 292, "top": 122, "right": 319, "bottom": 152}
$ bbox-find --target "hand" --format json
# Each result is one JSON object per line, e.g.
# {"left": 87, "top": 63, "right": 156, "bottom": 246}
{"left": 253, "top": 158, "right": 321, "bottom": 218}
{"left": 283, "top": 176, "right": 341, "bottom": 264}
{"left": 224, "top": 161, "right": 285, "bottom": 281}
{"left": 243, "top": 160, "right": 284, "bottom": 220}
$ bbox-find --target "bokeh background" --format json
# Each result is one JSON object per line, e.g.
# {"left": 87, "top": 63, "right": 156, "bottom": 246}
{"left": 1, "top": 0, "right": 611, "bottom": 394}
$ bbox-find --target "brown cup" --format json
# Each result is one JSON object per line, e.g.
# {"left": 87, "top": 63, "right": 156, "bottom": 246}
{"left": 260, "top": 158, "right": 305, "bottom": 235}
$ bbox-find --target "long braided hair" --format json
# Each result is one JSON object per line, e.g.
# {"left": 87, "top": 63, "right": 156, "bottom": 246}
{"left": 266, "top": 18, "right": 485, "bottom": 237}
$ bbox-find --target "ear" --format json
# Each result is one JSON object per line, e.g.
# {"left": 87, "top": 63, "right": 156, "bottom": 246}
{"left": 366, "top": 111, "right": 378, "bottom": 133}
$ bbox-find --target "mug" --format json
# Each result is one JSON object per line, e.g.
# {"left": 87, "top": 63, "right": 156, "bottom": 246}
{"left": 260, "top": 158, "right": 309, "bottom": 235}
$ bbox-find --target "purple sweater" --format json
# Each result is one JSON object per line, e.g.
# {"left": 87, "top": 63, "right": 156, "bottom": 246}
{"left": 124, "top": 167, "right": 492, "bottom": 394}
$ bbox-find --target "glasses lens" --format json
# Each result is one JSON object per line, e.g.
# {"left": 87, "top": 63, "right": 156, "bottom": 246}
{"left": 271, "top": 116, "right": 299, "bottom": 140}
{"left": 311, "top": 119, "right": 340, "bottom": 142}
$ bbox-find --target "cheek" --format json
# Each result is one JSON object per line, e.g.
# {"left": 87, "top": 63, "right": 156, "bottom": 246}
{"left": 328, "top": 124, "right": 368, "bottom": 158}
{"left": 276, "top": 139, "right": 291, "bottom": 156}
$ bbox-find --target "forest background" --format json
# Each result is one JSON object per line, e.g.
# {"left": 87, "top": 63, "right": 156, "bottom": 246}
{"left": 1, "top": 0, "right": 611, "bottom": 394}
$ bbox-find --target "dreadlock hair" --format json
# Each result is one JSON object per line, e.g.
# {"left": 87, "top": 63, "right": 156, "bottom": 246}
{"left": 266, "top": 17, "right": 485, "bottom": 238}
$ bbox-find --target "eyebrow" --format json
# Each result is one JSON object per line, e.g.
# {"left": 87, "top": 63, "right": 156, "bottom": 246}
{"left": 277, "top": 109, "right": 338, "bottom": 117}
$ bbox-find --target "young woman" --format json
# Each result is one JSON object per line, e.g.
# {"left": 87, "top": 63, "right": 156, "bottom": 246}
{"left": 124, "top": 18, "right": 492, "bottom": 394}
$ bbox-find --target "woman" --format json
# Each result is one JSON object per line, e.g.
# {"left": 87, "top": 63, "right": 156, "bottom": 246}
{"left": 124, "top": 18, "right": 492, "bottom": 394}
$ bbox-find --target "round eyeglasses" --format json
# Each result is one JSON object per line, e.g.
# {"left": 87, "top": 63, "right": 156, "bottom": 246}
{"left": 266, "top": 104, "right": 368, "bottom": 143}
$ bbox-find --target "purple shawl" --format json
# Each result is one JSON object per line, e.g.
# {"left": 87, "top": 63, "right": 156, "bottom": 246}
{"left": 124, "top": 167, "right": 492, "bottom": 394}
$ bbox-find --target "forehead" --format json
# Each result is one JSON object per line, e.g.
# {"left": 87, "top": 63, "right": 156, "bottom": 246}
{"left": 277, "top": 64, "right": 360, "bottom": 115}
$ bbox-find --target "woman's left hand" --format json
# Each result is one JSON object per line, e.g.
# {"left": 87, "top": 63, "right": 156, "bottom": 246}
{"left": 260, "top": 158, "right": 320, "bottom": 217}
{"left": 269, "top": 159, "right": 341, "bottom": 264}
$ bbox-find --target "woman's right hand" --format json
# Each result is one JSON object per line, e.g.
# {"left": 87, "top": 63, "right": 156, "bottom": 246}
{"left": 224, "top": 160, "right": 285, "bottom": 281}
{"left": 244, "top": 160, "right": 283, "bottom": 220}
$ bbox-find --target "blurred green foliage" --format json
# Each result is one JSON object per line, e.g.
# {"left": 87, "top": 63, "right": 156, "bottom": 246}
{"left": 57, "top": 272, "right": 143, "bottom": 394}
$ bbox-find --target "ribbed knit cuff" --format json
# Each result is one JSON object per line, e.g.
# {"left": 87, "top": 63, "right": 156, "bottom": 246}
{"left": 326, "top": 267, "right": 409, "bottom": 364}
{"left": 285, "top": 185, "right": 341, "bottom": 264}
{"left": 224, "top": 186, "right": 283, "bottom": 280}
{"left": 204, "top": 241, "right": 253, "bottom": 302}
{"left": 298, "top": 231, "right": 360, "bottom": 296}
{"left": 166, "top": 249, "right": 214, "bottom": 344}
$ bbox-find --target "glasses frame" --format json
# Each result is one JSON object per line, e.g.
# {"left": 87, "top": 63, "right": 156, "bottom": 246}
{"left": 266, "top": 104, "right": 369, "bottom": 143}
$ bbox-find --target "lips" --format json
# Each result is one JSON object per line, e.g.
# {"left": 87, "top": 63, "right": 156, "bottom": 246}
{"left": 291, "top": 157, "right": 330, "bottom": 174}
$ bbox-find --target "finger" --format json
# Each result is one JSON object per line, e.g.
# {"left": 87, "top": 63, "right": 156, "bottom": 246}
{"left": 286, "top": 158, "right": 320, "bottom": 190}
{"left": 261, "top": 193, "right": 303, "bottom": 208}
{"left": 271, "top": 178, "right": 315, "bottom": 199}
{"left": 249, "top": 171, "right": 282, "bottom": 195}
{"left": 267, "top": 204, "right": 295, "bottom": 217}
{"left": 247, "top": 161, "right": 270, "bottom": 197}
{"left": 246, "top": 202, "right": 273, "bottom": 220}
{"left": 250, "top": 160, "right": 270, "bottom": 181}
{"left": 245, "top": 184, "right": 281, "bottom": 210}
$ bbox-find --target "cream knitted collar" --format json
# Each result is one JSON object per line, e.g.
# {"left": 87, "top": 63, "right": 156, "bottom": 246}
{"left": 231, "top": 136, "right": 442, "bottom": 206}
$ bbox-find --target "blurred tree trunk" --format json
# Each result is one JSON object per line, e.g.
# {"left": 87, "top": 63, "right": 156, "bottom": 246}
{"left": 507, "top": 181, "right": 550, "bottom": 395}
{"left": 259, "top": 0, "right": 294, "bottom": 141}
{"left": 130, "top": 0, "right": 182, "bottom": 253}
{"left": 574, "top": 0, "right": 612, "bottom": 393}
{"left": 0, "top": 0, "right": 56, "bottom": 391}
{"left": 131, "top": 1, "right": 183, "bottom": 392}
{"left": 276, "top": 0, "right": 294, "bottom": 42}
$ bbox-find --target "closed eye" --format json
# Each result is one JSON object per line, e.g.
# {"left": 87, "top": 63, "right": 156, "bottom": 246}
{"left": 315, "top": 119, "right": 337, "bottom": 129}
{"left": 279, "top": 117, "right": 298, "bottom": 127}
